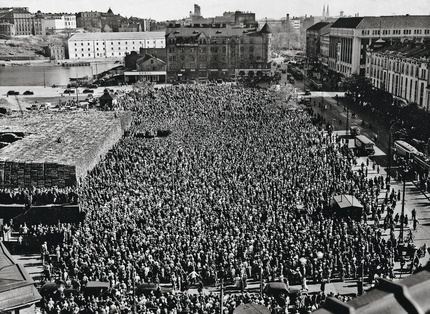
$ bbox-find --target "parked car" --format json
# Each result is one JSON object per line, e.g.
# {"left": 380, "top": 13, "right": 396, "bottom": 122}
{"left": 82, "top": 89, "right": 94, "bottom": 94}
{"left": 27, "top": 104, "right": 40, "bottom": 111}
{"left": 64, "top": 89, "right": 75, "bottom": 94}
{"left": 23, "top": 90, "right": 34, "bottom": 95}
{"left": 88, "top": 84, "right": 98, "bottom": 89}
{"left": 7, "top": 90, "right": 19, "bottom": 96}
{"left": 304, "top": 89, "right": 311, "bottom": 95}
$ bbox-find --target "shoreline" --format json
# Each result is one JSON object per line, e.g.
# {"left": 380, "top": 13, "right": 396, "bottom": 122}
{"left": 0, "top": 58, "right": 123, "bottom": 67}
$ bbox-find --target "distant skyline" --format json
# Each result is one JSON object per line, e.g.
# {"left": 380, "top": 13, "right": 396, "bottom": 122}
{"left": 1, "top": 0, "right": 430, "bottom": 20}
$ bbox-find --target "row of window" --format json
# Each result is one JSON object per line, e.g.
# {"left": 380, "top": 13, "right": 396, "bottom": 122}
{"left": 74, "top": 40, "right": 160, "bottom": 46}
{"left": 362, "top": 29, "right": 430, "bottom": 36}
{"left": 72, "top": 52, "right": 127, "bottom": 58}
{"left": 369, "top": 57, "right": 427, "bottom": 78}
{"left": 75, "top": 46, "right": 139, "bottom": 52}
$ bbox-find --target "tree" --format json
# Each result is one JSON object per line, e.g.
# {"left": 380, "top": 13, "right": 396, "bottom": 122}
{"left": 342, "top": 74, "right": 373, "bottom": 105}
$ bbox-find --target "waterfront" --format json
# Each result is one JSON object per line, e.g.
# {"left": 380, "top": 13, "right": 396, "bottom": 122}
{"left": 0, "top": 62, "right": 119, "bottom": 86}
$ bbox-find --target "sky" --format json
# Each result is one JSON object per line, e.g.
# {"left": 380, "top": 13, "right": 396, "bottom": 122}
{"left": 2, "top": 0, "right": 430, "bottom": 21}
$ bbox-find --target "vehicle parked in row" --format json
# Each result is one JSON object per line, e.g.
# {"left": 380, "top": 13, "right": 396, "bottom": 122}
{"left": 7, "top": 90, "right": 19, "bottom": 96}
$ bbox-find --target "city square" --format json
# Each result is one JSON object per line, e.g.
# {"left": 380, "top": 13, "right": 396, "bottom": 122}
{"left": 0, "top": 0, "right": 429, "bottom": 313}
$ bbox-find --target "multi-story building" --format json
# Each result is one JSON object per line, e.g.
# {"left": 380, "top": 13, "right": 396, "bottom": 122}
{"left": 76, "top": 11, "right": 102, "bottom": 31}
{"left": 68, "top": 32, "right": 165, "bottom": 59}
{"left": 365, "top": 41, "right": 430, "bottom": 110}
{"left": 306, "top": 22, "right": 331, "bottom": 60}
{"left": 0, "top": 22, "right": 15, "bottom": 36}
{"left": 320, "top": 31, "right": 330, "bottom": 66}
{"left": 165, "top": 23, "right": 271, "bottom": 82}
{"left": 0, "top": 7, "right": 45, "bottom": 36}
{"left": 42, "top": 13, "right": 76, "bottom": 34}
{"left": 45, "top": 43, "right": 67, "bottom": 60}
{"left": 328, "top": 15, "right": 430, "bottom": 76}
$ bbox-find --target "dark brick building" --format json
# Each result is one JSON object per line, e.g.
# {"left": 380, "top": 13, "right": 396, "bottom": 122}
{"left": 165, "top": 23, "right": 272, "bottom": 82}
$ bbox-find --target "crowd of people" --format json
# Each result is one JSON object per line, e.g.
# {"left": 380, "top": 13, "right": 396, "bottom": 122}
{"left": 8, "top": 84, "right": 420, "bottom": 312}
{"left": 0, "top": 187, "right": 78, "bottom": 205}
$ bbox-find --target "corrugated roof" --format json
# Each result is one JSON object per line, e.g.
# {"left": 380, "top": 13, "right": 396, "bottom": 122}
{"left": 69, "top": 31, "right": 165, "bottom": 41}
{"left": 314, "top": 265, "right": 430, "bottom": 314}
{"left": 307, "top": 22, "right": 331, "bottom": 32}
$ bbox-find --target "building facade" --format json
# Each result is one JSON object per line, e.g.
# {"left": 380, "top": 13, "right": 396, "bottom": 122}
{"left": 306, "top": 22, "right": 331, "bottom": 60}
{"left": 68, "top": 32, "right": 165, "bottom": 59}
{"left": 45, "top": 43, "right": 66, "bottom": 60}
{"left": 76, "top": 11, "right": 102, "bottom": 31}
{"left": 124, "top": 53, "right": 167, "bottom": 83}
{"left": 329, "top": 15, "right": 430, "bottom": 76}
{"left": 320, "top": 31, "right": 330, "bottom": 66}
{"left": 165, "top": 23, "right": 271, "bottom": 82}
{"left": 0, "top": 22, "right": 15, "bottom": 36}
{"left": 0, "top": 7, "right": 45, "bottom": 36}
{"left": 365, "top": 41, "right": 430, "bottom": 110}
{"left": 43, "top": 14, "right": 76, "bottom": 34}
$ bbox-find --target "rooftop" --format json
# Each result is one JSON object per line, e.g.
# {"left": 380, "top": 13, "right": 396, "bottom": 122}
{"left": 0, "top": 242, "right": 41, "bottom": 311}
{"left": 68, "top": 31, "right": 165, "bottom": 42}
{"left": 333, "top": 194, "right": 364, "bottom": 209}
{"left": 307, "top": 21, "right": 331, "bottom": 32}
{"left": 331, "top": 15, "right": 430, "bottom": 30}
{"left": 166, "top": 26, "right": 261, "bottom": 38}
{"left": 372, "top": 41, "right": 430, "bottom": 59}
{"left": 314, "top": 265, "right": 430, "bottom": 314}
{"left": 0, "top": 112, "right": 131, "bottom": 177}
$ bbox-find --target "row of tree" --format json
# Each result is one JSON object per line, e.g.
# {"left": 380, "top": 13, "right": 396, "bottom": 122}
{"left": 342, "top": 74, "right": 430, "bottom": 142}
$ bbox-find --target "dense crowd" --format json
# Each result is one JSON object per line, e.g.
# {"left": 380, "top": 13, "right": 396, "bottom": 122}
{"left": 13, "top": 85, "right": 414, "bottom": 312}
{"left": 0, "top": 187, "right": 78, "bottom": 205}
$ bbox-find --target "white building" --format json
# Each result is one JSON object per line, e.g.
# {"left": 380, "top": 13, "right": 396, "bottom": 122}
{"left": 328, "top": 15, "right": 430, "bottom": 76}
{"left": 43, "top": 14, "right": 76, "bottom": 33}
{"left": 365, "top": 42, "right": 430, "bottom": 110}
{"left": 68, "top": 32, "right": 165, "bottom": 59}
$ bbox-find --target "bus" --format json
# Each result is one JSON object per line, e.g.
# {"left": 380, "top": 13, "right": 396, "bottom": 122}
{"left": 355, "top": 135, "right": 375, "bottom": 155}
{"left": 394, "top": 140, "right": 419, "bottom": 159}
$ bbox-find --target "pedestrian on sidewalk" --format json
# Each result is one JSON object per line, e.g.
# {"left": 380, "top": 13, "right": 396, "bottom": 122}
{"left": 412, "top": 208, "right": 416, "bottom": 221}
{"left": 413, "top": 218, "right": 419, "bottom": 231}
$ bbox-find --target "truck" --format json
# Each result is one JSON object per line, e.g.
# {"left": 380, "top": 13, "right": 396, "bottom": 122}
{"left": 355, "top": 135, "right": 375, "bottom": 156}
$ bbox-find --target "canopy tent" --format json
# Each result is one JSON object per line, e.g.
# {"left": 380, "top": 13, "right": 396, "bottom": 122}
{"left": 331, "top": 194, "right": 363, "bottom": 220}
{"left": 233, "top": 303, "right": 270, "bottom": 314}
